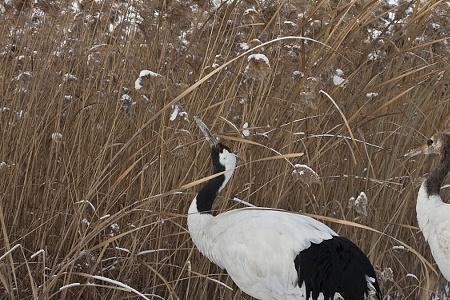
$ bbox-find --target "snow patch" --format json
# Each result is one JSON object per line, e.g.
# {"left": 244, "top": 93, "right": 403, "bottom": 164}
{"left": 63, "top": 73, "right": 77, "bottom": 82}
{"left": 51, "top": 133, "right": 63, "bottom": 142}
{"left": 292, "top": 164, "right": 320, "bottom": 185}
{"left": 241, "top": 122, "right": 251, "bottom": 137}
{"left": 135, "top": 70, "right": 162, "bottom": 90}
{"left": 111, "top": 223, "right": 120, "bottom": 232}
{"left": 432, "top": 23, "right": 441, "bottom": 30}
{"left": 139, "top": 70, "right": 160, "bottom": 78}
{"left": 368, "top": 50, "right": 382, "bottom": 61}
{"left": 348, "top": 192, "right": 368, "bottom": 217}
{"left": 247, "top": 53, "right": 270, "bottom": 65}
{"left": 386, "top": 0, "right": 399, "bottom": 5}
{"left": 368, "top": 29, "right": 382, "bottom": 40}
{"left": 332, "top": 69, "right": 347, "bottom": 87}
{"left": 169, "top": 104, "right": 188, "bottom": 122}
{"left": 239, "top": 42, "right": 249, "bottom": 50}
{"left": 292, "top": 70, "right": 304, "bottom": 78}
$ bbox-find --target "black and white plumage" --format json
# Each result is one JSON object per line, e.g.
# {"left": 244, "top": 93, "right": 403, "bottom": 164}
{"left": 187, "top": 117, "right": 382, "bottom": 300}
{"left": 406, "top": 130, "right": 450, "bottom": 282}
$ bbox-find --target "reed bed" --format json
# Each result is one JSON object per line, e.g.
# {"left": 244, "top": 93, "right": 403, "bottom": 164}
{"left": 0, "top": 0, "right": 449, "bottom": 299}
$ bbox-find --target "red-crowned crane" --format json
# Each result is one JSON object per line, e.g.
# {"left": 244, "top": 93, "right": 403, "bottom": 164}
{"left": 187, "top": 117, "right": 382, "bottom": 300}
{"left": 406, "top": 130, "right": 450, "bottom": 282}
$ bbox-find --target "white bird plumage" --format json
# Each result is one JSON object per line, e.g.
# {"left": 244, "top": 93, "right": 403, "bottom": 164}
{"left": 409, "top": 131, "right": 450, "bottom": 281}
{"left": 188, "top": 203, "right": 337, "bottom": 299}
{"left": 416, "top": 185, "right": 450, "bottom": 281}
{"left": 188, "top": 117, "right": 381, "bottom": 300}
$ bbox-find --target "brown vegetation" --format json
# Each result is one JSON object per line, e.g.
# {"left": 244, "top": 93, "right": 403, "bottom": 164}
{"left": 0, "top": 0, "right": 449, "bottom": 299}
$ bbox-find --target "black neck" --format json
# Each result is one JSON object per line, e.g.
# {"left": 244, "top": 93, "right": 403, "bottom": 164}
{"left": 426, "top": 145, "right": 450, "bottom": 196}
{"left": 196, "top": 167, "right": 225, "bottom": 214}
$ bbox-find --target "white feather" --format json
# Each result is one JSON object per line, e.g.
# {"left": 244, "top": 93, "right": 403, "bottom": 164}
{"left": 188, "top": 201, "right": 339, "bottom": 299}
{"left": 218, "top": 149, "right": 236, "bottom": 192}
{"left": 416, "top": 181, "right": 450, "bottom": 281}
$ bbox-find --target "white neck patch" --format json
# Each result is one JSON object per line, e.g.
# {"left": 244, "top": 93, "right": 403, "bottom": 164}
{"left": 218, "top": 149, "right": 237, "bottom": 192}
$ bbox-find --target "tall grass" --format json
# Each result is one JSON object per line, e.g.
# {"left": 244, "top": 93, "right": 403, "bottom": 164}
{"left": 0, "top": 0, "right": 449, "bottom": 299}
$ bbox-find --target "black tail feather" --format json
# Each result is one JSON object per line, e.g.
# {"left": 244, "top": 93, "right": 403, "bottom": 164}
{"left": 295, "top": 236, "right": 382, "bottom": 300}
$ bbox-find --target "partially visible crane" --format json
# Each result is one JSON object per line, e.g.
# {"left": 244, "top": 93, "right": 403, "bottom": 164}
{"left": 406, "top": 130, "right": 450, "bottom": 282}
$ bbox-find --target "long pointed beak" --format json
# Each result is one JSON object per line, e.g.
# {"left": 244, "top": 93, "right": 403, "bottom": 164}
{"left": 404, "top": 144, "right": 428, "bottom": 158}
{"left": 194, "top": 116, "right": 219, "bottom": 147}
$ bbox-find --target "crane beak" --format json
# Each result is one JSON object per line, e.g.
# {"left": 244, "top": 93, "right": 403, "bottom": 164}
{"left": 194, "top": 116, "right": 219, "bottom": 147}
{"left": 404, "top": 144, "right": 429, "bottom": 158}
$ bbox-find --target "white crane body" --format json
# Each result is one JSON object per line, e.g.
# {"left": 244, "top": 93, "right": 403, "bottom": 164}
{"left": 189, "top": 201, "right": 380, "bottom": 300}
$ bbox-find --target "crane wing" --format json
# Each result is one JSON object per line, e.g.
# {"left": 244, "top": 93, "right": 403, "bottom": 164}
{"left": 436, "top": 221, "right": 450, "bottom": 257}
{"left": 198, "top": 207, "right": 380, "bottom": 300}
{"left": 203, "top": 208, "right": 337, "bottom": 299}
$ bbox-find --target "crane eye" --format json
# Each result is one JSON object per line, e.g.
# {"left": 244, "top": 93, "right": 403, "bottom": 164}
{"left": 427, "top": 139, "right": 433, "bottom": 146}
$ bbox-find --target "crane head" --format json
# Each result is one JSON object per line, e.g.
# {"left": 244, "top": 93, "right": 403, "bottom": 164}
{"left": 404, "top": 130, "right": 450, "bottom": 158}
{"left": 194, "top": 116, "right": 237, "bottom": 172}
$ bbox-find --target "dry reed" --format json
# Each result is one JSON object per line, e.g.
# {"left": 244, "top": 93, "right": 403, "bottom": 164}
{"left": 0, "top": 0, "right": 449, "bottom": 299}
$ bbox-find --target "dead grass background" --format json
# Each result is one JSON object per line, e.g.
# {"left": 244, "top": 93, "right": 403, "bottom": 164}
{"left": 0, "top": 0, "right": 449, "bottom": 299}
